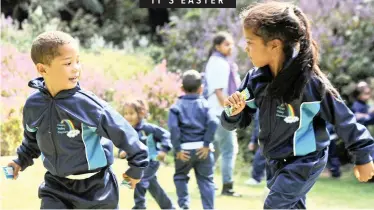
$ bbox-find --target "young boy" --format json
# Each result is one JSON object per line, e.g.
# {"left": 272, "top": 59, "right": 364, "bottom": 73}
{"left": 6, "top": 31, "right": 149, "bottom": 209}
{"left": 168, "top": 70, "right": 218, "bottom": 210}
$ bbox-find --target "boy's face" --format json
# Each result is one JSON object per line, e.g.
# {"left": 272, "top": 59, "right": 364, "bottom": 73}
{"left": 216, "top": 38, "right": 233, "bottom": 57}
{"left": 38, "top": 42, "right": 81, "bottom": 94}
{"left": 123, "top": 105, "right": 140, "bottom": 127}
{"left": 243, "top": 28, "right": 274, "bottom": 68}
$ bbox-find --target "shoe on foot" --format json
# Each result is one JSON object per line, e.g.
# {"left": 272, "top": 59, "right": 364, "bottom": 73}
{"left": 221, "top": 182, "right": 242, "bottom": 197}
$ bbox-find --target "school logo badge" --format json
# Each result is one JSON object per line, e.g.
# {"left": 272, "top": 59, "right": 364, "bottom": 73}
{"left": 284, "top": 104, "right": 299, "bottom": 124}
{"left": 276, "top": 104, "right": 299, "bottom": 124}
{"left": 57, "top": 119, "right": 80, "bottom": 138}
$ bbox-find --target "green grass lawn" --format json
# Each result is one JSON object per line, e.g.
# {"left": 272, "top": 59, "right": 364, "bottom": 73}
{"left": 1, "top": 156, "right": 373, "bottom": 209}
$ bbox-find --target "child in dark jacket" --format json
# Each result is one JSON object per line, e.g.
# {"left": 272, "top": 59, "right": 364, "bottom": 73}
{"left": 221, "top": 2, "right": 374, "bottom": 209}
{"left": 7, "top": 31, "right": 149, "bottom": 209}
{"left": 168, "top": 70, "right": 219, "bottom": 210}
{"left": 119, "top": 99, "right": 175, "bottom": 209}
{"left": 351, "top": 82, "right": 374, "bottom": 126}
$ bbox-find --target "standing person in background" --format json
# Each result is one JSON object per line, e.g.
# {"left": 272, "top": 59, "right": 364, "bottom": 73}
{"left": 245, "top": 110, "right": 266, "bottom": 185}
{"left": 204, "top": 31, "right": 242, "bottom": 197}
{"left": 168, "top": 70, "right": 218, "bottom": 209}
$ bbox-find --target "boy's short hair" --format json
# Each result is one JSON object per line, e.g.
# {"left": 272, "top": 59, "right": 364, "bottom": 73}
{"left": 31, "top": 31, "right": 76, "bottom": 65}
{"left": 182, "top": 70, "right": 202, "bottom": 93}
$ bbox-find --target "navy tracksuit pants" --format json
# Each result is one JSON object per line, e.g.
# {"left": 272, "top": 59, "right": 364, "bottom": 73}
{"left": 264, "top": 148, "right": 328, "bottom": 209}
{"left": 133, "top": 161, "right": 174, "bottom": 209}
{"left": 39, "top": 166, "right": 119, "bottom": 209}
{"left": 174, "top": 150, "right": 215, "bottom": 210}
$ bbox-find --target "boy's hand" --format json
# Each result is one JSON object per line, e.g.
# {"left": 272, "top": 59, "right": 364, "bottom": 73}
{"left": 248, "top": 142, "right": 256, "bottom": 151}
{"left": 119, "top": 151, "right": 127, "bottom": 159}
{"left": 7, "top": 161, "right": 21, "bottom": 180}
{"left": 157, "top": 151, "right": 167, "bottom": 162}
{"left": 122, "top": 173, "right": 140, "bottom": 189}
{"left": 176, "top": 150, "right": 190, "bottom": 162}
{"left": 224, "top": 91, "right": 246, "bottom": 116}
{"left": 353, "top": 161, "right": 374, "bottom": 182}
{"left": 196, "top": 147, "right": 210, "bottom": 159}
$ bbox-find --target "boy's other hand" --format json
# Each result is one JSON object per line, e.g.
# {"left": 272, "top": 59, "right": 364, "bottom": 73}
{"left": 122, "top": 173, "right": 140, "bottom": 189}
{"left": 354, "top": 161, "right": 374, "bottom": 182}
{"left": 157, "top": 151, "right": 167, "bottom": 162}
{"left": 119, "top": 151, "right": 127, "bottom": 159}
{"left": 176, "top": 150, "right": 190, "bottom": 162}
{"left": 248, "top": 142, "right": 256, "bottom": 151}
{"left": 196, "top": 147, "right": 210, "bottom": 159}
{"left": 7, "top": 161, "right": 21, "bottom": 180}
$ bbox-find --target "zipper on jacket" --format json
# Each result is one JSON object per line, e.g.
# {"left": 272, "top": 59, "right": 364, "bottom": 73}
{"left": 267, "top": 97, "right": 273, "bottom": 142}
{"left": 49, "top": 100, "right": 59, "bottom": 175}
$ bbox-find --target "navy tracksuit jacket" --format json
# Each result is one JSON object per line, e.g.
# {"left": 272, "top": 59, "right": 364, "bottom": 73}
{"left": 14, "top": 77, "right": 149, "bottom": 209}
{"left": 221, "top": 67, "right": 374, "bottom": 209}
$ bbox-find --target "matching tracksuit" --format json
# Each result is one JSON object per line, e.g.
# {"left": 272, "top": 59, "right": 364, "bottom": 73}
{"left": 14, "top": 77, "right": 149, "bottom": 209}
{"left": 127, "top": 120, "right": 175, "bottom": 209}
{"left": 221, "top": 67, "right": 374, "bottom": 209}
{"left": 351, "top": 100, "right": 374, "bottom": 126}
{"left": 168, "top": 94, "right": 219, "bottom": 209}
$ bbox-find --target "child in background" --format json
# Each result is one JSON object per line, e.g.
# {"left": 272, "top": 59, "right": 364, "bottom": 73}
{"left": 351, "top": 82, "right": 374, "bottom": 182}
{"left": 168, "top": 70, "right": 218, "bottom": 209}
{"left": 351, "top": 82, "right": 374, "bottom": 126}
{"left": 245, "top": 110, "right": 266, "bottom": 185}
{"left": 221, "top": 2, "right": 374, "bottom": 208}
{"left": 119, "top": 99, "right": 175, "bottom": 209}
{"left": 7, "top": 31, "right": 149, "bottom": 209}
{"left": 204, "top": 31, "right": 242, "bottom": 196}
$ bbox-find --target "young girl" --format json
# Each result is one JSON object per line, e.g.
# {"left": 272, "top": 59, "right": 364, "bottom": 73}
{"left": 119, "top": 99, "right": 175, "bottom": 209}
{"left": 221, "top": 2, "right": 374, "bottom": 209}
{"left": 351, "top": 82, "right": 374, "bottom": 126}
{"left": 204, "top": 31, "right": 242, "bottom": 196}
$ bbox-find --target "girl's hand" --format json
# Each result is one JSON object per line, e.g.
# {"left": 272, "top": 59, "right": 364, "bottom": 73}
{"left": 224, "top": 91, "right": 246, "bottom": 116}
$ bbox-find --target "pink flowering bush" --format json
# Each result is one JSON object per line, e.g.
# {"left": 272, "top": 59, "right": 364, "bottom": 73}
{"left": 113, "top": 60, "right": 182, "bottom": 128}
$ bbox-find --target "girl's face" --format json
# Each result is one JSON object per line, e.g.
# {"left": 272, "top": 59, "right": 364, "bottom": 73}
{"left": 243, "top": 28, "right": 279, "bottom": 68}
{"left": 123, "top": 105, "right": 140, "bottom": 127}
{"left": 215, "top": 38, "right": 234, "bottom": 56}
{"left": 359, "top": 87, "right": 372, "bottom": 102}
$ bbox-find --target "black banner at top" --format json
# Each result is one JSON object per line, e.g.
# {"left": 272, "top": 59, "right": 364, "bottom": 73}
{"left": 139, "top": 0, "right": 236, "bottom": 8}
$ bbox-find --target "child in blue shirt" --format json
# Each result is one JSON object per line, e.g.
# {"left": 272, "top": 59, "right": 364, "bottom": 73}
{"left": 168, "top": 70, "right": 218, "bottom": 209}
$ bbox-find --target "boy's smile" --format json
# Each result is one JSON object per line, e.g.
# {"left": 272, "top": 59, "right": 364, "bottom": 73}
{"left": 39, "top": 42, "right": 81, "bottom": 96}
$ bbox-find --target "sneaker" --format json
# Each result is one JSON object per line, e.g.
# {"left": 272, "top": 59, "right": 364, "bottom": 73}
{"left": 221, "top": 182, "right": 242, "bottom": 197}
{"left": 245, "top": 178, "right": 261, "bottom": 186}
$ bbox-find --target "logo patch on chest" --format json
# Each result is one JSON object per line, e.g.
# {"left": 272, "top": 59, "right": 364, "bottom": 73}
{"left": 57, "top": 119, "right": 80, "bottom": 138}
{"left": 276, "top": 104, "right": 299, "bottom": 124}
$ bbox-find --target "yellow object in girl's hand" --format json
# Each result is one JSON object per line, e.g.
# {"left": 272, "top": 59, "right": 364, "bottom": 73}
{"left": 224, "top": 88, "right": 250, "bottom": 116}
